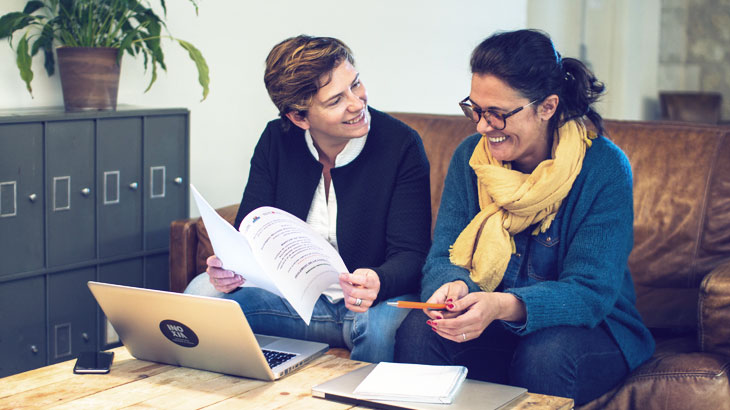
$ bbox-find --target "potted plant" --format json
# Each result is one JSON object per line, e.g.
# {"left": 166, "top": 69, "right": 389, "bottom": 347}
{"left": 0, "top": 0, "right": 209, "bottom": 111}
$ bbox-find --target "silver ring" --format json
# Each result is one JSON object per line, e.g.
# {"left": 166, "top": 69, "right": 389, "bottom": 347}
{"left": 355, "top": 298, "right": 363, "bottom": 307}
{"left": 462, "top": 333, "right": 466, "bottom": 341}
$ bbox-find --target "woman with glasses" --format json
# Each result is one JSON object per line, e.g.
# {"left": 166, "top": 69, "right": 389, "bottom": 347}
{"left": 394, "top": 29, "right": 653, "bottom": 405}
{"left": 185, "top": 35, "right": 431, "bottom": 363}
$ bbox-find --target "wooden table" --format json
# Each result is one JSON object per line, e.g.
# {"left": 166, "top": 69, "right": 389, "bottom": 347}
{"left": 0, "top": 347, "right": 573, "bottom": 409}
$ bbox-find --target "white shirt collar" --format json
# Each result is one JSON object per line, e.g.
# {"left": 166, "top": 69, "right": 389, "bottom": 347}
{"left": 304, "top": 109, "right": 369, "bottom": 167}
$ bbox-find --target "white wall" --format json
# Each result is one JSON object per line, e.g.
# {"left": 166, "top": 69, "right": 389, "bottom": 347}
{"left": 1, "top": 1, "right": 527, "bottom": 215}
{"left": 528, "top": 0, "right": 661, "bottom": 120}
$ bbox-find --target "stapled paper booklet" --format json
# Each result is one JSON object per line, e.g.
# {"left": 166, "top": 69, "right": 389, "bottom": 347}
{"left": 190, "top": 185, "right": 346, "bottom": 324}
{"left": 353, "top": 362, "right": 468, "bottom": 404}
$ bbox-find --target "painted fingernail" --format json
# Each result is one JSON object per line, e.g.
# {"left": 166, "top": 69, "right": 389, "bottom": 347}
{"left": 435, "top": 315, "right": 443, "bottom": 320}
{"left": 426, "top": 320, "right": 432, "bottom": 326}
{"left": 446, "top": 303, "right": 454, "bottom": 309}
{"left": 446, "top": 298, "right": 453, "bottom": 303}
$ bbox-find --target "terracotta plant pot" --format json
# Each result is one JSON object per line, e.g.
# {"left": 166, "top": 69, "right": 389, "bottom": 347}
{"left": 56, "top": 47, "right": 121, "bottom": 111}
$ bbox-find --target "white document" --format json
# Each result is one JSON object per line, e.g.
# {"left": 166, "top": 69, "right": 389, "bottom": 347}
{"left": 353, "top": 362, "right": 468, "bottom": 404}
{"left": 190, "top": 185, "right": 346, "bottom": 324}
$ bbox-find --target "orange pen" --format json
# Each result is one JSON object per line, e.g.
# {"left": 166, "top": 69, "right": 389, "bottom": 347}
{"left": 386, "top": 301, "right": 447, "bottom": 310}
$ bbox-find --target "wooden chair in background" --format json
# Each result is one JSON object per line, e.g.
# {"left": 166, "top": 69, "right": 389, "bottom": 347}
{"left": 659, "top": 91, "right": 723, "bottom": 124}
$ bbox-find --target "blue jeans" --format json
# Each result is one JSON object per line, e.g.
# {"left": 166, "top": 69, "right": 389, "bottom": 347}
{"left": 394, "top": 310, "right": 629, "bottom": 405}
{"left": 223, "top": 286, "right": 416, "bottom": 363}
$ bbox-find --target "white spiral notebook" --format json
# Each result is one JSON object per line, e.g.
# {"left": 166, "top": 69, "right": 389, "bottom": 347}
{"left": 353, "top": 362, "right": 467, "bottom": 404}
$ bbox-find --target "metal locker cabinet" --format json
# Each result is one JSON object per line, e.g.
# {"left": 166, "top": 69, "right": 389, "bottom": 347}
{"left": 143, "top": 114, "right": 188, "bottom": 250}
{"left": 0, "top": 107, "right": 189, "bottom": 377}
{"left": 143, "top": 114, "right": 188, "bottom": 290}
{"left": 45, "top": 120, "right": 95, "bottom": 267}
{"left": 145, "top": 253, "right": 170, "bottom": 291}
{"left": 0, "top": 122, "right": 44, "bottom": 275}
{"left": 0, "top": 276, "right": 46, "bottom": 377}
{"left": 97, "top": 118, "right": 143, "bottom": 258}
{"left": 98, "top": 259, "right": 144, "bottom": 349}
{"left": 47, "top": 267, "right": 97, "bottom": 364}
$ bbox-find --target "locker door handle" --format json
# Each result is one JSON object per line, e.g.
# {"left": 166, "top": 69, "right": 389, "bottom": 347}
{"left": 173, "top": 177, "right": 183, "bottom": 185}
{"left": 28, "top": 193, "right": 38, "bottom": 202}
{"left": 80, "top": 188, "right": 91, "bottom": 196}
{"left": 30, "top": 345, "right": 39, "bottom": 354}
{"left": 129, "top": 182, "right": 139, "bottom": 190}
{"left": 82, "top": 332, "right": 89, "bottom": 341}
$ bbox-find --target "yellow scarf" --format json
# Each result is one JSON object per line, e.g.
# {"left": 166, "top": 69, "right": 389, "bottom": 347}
{"left": 449, "top": 120, "right": 595, "bottom": 291}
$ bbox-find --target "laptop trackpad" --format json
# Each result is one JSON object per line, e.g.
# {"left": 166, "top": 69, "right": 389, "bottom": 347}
{"left": 255, "top": 334, "right": 279, "bottom": 348}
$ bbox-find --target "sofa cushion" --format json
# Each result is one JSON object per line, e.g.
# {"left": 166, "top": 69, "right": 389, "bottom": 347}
{"left": 389, "top": 113, "right": 475, "bottom": 234}
{"left": 579, "top": 336, "right": 730, "bottom": 410}
{"left": 699, "top": 261, "right": 730, "bottom": 357}
{"left": 604, "top": 121, "right": 730, "bottom": 331}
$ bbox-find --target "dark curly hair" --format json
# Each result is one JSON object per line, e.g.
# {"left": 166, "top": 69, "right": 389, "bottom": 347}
{"left": 470, "top": 29, "right": 606, "bottom": 137}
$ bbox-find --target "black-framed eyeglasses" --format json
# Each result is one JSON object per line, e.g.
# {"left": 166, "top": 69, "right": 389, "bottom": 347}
{"left": 459, "top": 97, "right": 539, "bottom": 130}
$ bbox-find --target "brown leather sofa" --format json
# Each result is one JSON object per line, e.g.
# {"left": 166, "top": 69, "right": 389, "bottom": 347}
{"left": 169, "top": 113, "right": 730, "bottom": 409}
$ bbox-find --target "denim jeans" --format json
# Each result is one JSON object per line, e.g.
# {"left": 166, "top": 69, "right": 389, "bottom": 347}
{"left": 211, "top": 282, "right": 415, "bottom": 363}
{"left": 394, "top": 310, "right": 629, "bottom": 405}
{"left": 184, "top": 272, "right": 226, "bottom": 298}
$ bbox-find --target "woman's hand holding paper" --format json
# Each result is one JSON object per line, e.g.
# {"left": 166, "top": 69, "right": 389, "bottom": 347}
{"left": 339, "top": 268, "right": 380, "bottom": 313}
{"left": 207, "top": 255, "right": 245, "bottom": 293}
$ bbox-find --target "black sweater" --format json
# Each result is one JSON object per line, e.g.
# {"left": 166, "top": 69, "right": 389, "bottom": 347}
{"left": 234, "top": 108, "right": 432, "bottom": 302}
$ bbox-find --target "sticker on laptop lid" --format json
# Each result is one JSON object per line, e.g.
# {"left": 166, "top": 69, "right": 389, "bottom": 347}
{"left": 159, "top": 320, "right": 199, "bottom": 347}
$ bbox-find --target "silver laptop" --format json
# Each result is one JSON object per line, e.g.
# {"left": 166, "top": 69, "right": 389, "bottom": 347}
{"left": 87, "top": 281, "right": 329, "bottom": 381}
{"left": 312, "top": 364, "right": 527, "bottom": 410}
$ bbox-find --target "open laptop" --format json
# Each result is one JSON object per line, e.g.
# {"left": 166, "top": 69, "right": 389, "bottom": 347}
{"left": 87, "top": 281, "right": 329, "bottom": 381}
{"left": 312, "top": 364, "right": 527, "bottom": 410}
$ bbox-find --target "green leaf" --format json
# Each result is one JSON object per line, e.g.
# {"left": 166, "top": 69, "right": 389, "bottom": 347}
{"left": 16, "top": 33, "right": 34, "bottom": 96}
{"left": 22, "top": 1, "right": 45, "bottom": 15}
{"left": 141, "top": 18, "right": 166, "bottom": 71}
{"left": 140, "top": 46, "right": 149, "bottom": 71}
{"left": 30, "top": 23, "right": 56, "bottom": 77}
{"left": 30, "top": 23, "right": 53, "bottom": 56}
{"left": 144, "top": 52, "right": 159, "bottom": 93}
{"left": 30, "top": 37, "right": 41, "bottom": 56}
{"left": 0, "top": 12, "right": 34, "bottom": 39}
{"left": 118, "top": 28, "right": 139, "bottom": 61}
{"left": 59, "top": 0, "right": 74, "bottom": 15}
{"left": 29, "top": 25, "right": 55, "bottom": 76}
{"left": 188, "top": 0, "right": 199, "bottom": 16}
{"left": 42, "top": 47, "right": 55, "bottom": 76}
{"left": 177, "top": 39, "right": 209, "bottom": 101}
{"left": 115, "top": 47, "right": 125, "bottom": 66}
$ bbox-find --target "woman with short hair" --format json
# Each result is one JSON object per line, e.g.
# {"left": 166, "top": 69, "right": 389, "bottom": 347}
{"left": 186, "top": 35, "right": 431, "bottom": 363}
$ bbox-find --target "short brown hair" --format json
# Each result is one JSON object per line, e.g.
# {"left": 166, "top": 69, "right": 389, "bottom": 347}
{"left": 264, "top": 35, "right": 355, "bottom": 130}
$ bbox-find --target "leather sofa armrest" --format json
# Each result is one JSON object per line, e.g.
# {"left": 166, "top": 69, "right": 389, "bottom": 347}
{"left": 169, "top": 204, "right": 240, "bottom": 293}
{"left": 698, "top": 259, "right": 730, "bottom": 356}
{"left": 170, "top": 216, "right": 201, "bottom": 293}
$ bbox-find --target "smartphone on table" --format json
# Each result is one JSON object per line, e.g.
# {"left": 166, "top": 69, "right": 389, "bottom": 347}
{"left": 73, "top": 351, "right": 114, "bottom": 374}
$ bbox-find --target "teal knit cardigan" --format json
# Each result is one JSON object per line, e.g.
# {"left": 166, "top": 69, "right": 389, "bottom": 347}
{"left": 421, "top": 133, "right": 655, "bottom": 371}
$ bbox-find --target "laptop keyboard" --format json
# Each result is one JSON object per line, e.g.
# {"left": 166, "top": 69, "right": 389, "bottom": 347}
{"left": 262, "top": 349, "right": 297, "bottom": 368}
